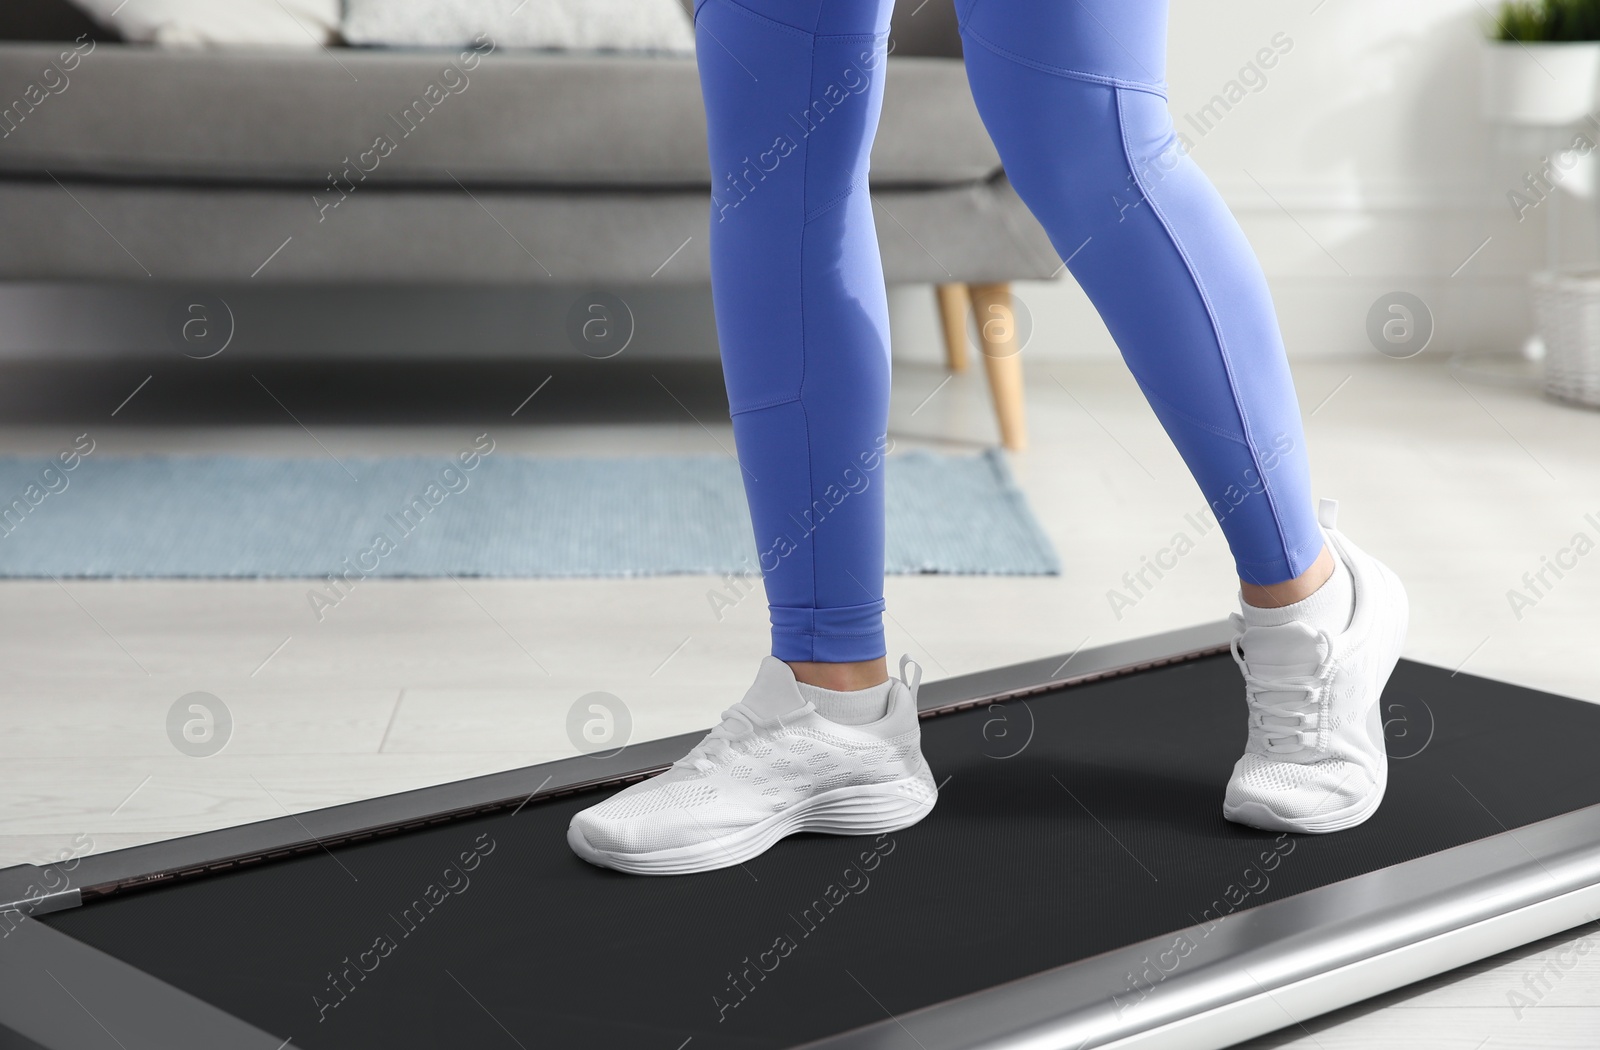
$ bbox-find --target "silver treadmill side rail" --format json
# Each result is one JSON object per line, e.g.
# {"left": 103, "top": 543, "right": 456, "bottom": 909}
{"left": 1113, "top": 878, "right": 1600, "bottom": 1050}
{"left": 799, "top": 795, "right": 1600, "bottom": 1050}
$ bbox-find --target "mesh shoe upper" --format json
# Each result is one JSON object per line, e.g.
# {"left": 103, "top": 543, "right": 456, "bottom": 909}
{"left": 571, "top": 657, "right": 927, "bottom": 855}
{"left": 1224, "top": 507, "right": 1406, "bottom": 827}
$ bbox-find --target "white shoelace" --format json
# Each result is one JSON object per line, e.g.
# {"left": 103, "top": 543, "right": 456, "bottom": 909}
{"left": 1229, "top": 614, "right": 1335, "bottom": 756}
{"left": 672, "top": 703, "right": 763, "bottom": 774}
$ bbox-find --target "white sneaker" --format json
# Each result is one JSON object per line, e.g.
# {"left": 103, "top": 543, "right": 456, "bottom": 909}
{"left": 567, "top": 655, "right": 938, "bottom": 875}
{"left": 1223, "top": 500, "right": 1409, "bottom": 834}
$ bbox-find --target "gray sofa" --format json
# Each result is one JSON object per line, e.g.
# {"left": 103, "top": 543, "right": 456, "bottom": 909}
{"left": 0, "top": 0, "right": 1058, "bottom": 445}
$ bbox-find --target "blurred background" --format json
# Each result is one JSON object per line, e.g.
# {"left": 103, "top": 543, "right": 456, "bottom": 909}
{"left": 1, "top": 0, "right": 1597, "bottom": 1042}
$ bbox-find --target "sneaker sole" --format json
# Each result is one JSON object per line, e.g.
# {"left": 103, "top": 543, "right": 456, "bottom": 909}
{"left": 1224, "top": 779, "right": 1388, "bottom": 834}
{"left": 567, "top": 769, "right": 938, "bottom": 876}
{"left": 1223, "top": 543, "right": 1409, "bottom": 835}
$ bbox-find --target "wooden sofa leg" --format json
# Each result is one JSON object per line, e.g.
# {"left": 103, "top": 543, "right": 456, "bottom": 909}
{"left": 935, "top": 282, "right": 971, "bottom": 372}
{"left": 968, "top": 281, "right": 1028, "bottom": 452}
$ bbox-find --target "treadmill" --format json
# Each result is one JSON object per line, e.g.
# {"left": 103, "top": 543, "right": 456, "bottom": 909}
{"left": 4, "top": 621, "right": 1599, "bottom": 1050}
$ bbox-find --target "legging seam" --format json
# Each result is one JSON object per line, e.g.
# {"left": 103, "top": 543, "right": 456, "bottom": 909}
{"left": 729, "top": 394, "right": 802, "bottom": 417}
{"left": 771, "top": 599, "right": 883, "bottom": 611}
{"left": 774, "top": 625, "right": 885, "bottom": 638}
{"left": 706, "top": 0, "right": 882, "bottom": 40}
{"left": 1113, "top": 86, "right": 1296, "bottom": 573}
{"left": 702, "top": 0, "right": 808, "bottom": 40}
{"left": 1139, "top": 384, "right": 1250, "bottom": 445}
{"left": 813, "top": 31, "right": 884, "bottom": 42}
{"left": 804, "top": 172, "right": 864, "bottom": 225}
{"left": 787, "top": 628, "right": 885, "bottom": 638}
{"left": 1235, "top": 550, "right": 1313, "bottom": 575}
{"left": 1236, "top": 531, "right": 1322, "bottom": 580}
{"left": 960, "top": 23, "right": 1168, "bottom": 98}
{"left": 801, "top": 15, "right": 819, "bottom": 630}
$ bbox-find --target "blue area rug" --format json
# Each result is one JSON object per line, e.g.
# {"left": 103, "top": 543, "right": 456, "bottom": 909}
{"left": 0, "top": 448, "right": 1060, "bottom": 578}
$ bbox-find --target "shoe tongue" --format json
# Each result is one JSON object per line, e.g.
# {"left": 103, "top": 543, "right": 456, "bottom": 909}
{"left": 1241, "top": 620, "right": 1326, "bottom": 675}
{"left": 736, "top": 656, "right": 810, "bottom": 722}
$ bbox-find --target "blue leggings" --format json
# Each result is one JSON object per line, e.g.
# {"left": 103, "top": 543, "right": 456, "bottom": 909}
{"left": 694, "top": 0, "right": 1322, "bottom": 663}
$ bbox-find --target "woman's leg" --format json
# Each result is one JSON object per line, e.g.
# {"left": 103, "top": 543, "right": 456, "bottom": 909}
{"left": 957, "top": 0, "right": 1408, "bottom": 835}
{"left": 695, "top": 0, "right": 897, "bottom": 687}
{"left": 566, "top": 0, "right": 941, "bottom": 875}
{"left": 954, "top": 0, "right": 1322, "bottom": 589}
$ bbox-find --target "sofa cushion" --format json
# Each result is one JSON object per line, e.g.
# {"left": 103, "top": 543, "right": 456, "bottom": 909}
{"left": 0, "top": 179, "right": 1059, "bottom": 284}
{"left": 66, "top": 0, "right": 341, "bottom": 48}
{"left": 0, "top": 44, "right": 1000, "bottom": 187}
{"left": 342, "top": 0, "right": 695, "bottom": 54}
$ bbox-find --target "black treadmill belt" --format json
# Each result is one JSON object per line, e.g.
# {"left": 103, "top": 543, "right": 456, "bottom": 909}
{"left": 41, "top": 655, "right": 1600, "bottom": 1049}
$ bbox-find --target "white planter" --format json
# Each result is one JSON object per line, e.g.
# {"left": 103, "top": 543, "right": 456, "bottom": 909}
{"left": 1481, "top": 40, "right": 1600, "bottom": 125}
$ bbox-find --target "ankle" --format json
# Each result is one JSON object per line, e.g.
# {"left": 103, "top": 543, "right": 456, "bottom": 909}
{"left": 1240, "top": 545, "right": 1354, "bottom": 634}
{"left": 786, "top": 658, "right": 888, "bottom": 691}
{"left": 1241, "top": 542, "right": 1335, "bottom": 609}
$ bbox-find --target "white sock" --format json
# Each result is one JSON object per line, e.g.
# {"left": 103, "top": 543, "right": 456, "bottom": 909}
{"left": 1241, "top": 541, "right": 1354, "bottom": 635}
{"left": 796, "top": 679, "right": 893, "bottom": 726}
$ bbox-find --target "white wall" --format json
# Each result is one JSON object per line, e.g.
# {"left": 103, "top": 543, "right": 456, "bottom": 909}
{"left": 894, "top": 0, "right": 1564, "bottom": 364}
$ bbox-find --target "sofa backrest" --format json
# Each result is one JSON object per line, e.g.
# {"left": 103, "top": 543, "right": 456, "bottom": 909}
{"left": 2, "top": 0, "right": 960, "bottom": 55}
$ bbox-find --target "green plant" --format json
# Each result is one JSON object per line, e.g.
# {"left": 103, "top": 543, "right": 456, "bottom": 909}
{"left": 1494, "top": 0, "right": 1600, "bottom": 41}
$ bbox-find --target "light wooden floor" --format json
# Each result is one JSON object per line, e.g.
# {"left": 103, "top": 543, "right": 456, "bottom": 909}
{"left": 1, "top": 354, "right": 1596, "bottom": 1048}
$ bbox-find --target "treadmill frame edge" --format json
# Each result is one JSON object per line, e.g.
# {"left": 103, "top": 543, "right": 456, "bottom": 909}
{"left": 3, "top": 620, "right": 1597, "bottom": 1050}
{"left": 1, "top": 620, "right": 1237, "bottom": 911}
{"left": 1103, "top": 878, "right": 1600, "bottom": 1050}
{"left": 797, "top": 798, "right": 1600, "bottom": 1050}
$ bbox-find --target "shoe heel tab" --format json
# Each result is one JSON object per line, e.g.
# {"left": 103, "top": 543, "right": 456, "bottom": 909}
{"left": 1317, "top": 497, "right": 1339, "bottom": 530}
{"left": 898, "top": 654, "right": 923, "bottom": 704}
